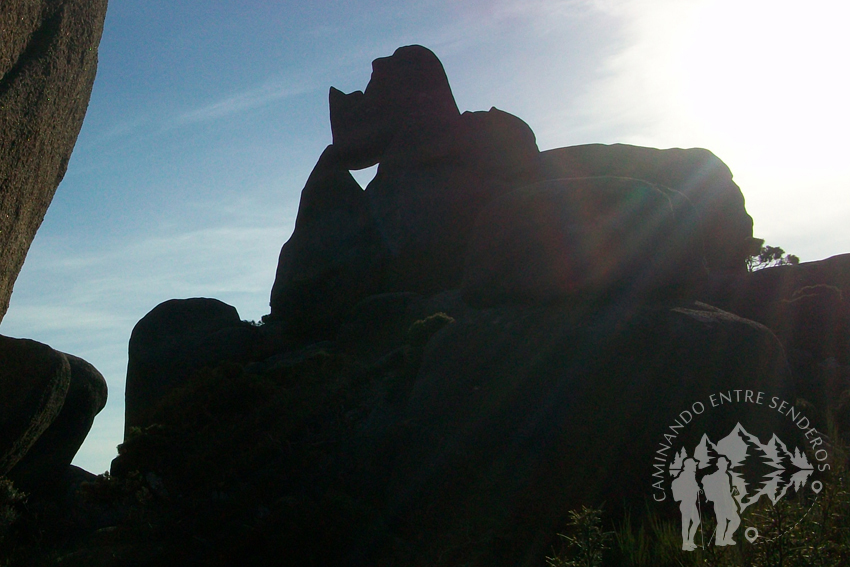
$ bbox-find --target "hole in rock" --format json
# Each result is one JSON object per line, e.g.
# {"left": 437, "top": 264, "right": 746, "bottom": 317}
{"left": 350, "top": 163, "right": 379, "bottom": 189}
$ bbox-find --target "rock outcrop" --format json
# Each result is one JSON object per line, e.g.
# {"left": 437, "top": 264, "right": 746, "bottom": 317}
{"left": 42, "top": 44, "right": 847, "bottom": 567}
{"left": 124, "top": 298, "right": 255, "bottom": 434}
{"left": 540, "top": 143, "right": 758, "bottom": 273}
{"left": 99, "top": 295, "right": 801, "bottom": 566}
{"left": 7, "top": 353, "right": 107, "bottom": 494}
{"left": 330, "top": 44, "right": 461, "bottom": 170}
{"left": 0, "top": 0, "right": 108, "bottom": 502}
{"left": 0, "top": 336, "right": 71, "bottom": 476}
{"left": 703, "top": 253, "right": 850, "bottom": 324}
{"left": 366, "top": 106, "right": 541, "bottom": 294}
{"left": 269, "top": 45, "right": 755, "bottom": 339}
{"left": 0, "top": 334, "right": 108, "bottom": 497}
{"left": 0, "top": 0, "right": 109, "bottom": 322}
{"left": 354, "top": 301, "right": 793, "bottom": 566}
{"left": 269, "top": 145, "right": 386, "bottom": 341}
{"left": 271, "top": 46, "right": 543, "bottom": 334}
{"left": 461, "top": 177, "right": 707, "bottom": 307}
{"left": 700, "top": 254, "right": 850, "bottom": 425}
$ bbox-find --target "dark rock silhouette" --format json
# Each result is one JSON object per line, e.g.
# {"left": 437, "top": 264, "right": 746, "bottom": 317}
{"left": 355, "top": 302, "right": 792, "bottom": 565}
{"left": 330, "top": 45, "right": 461, "bottom": 170}
{"left": 7, "top": 353, "right": 107, "bottom": 495}
{"left": 461, "top": 177, "right": 707, "bottom": 307}
{"left": 704, "top": 253, "right": 850, "bottom": 325}
{"left": 0, "top": 336, "right": 70, "bottom": 476}
{"left": 269, "top": 145, "right": 387, "bottom": 340}
{"left": 0, "top": 0, "right": 109, "bottom": 504}
{"left": 0, "top": 0, "right": 108, "bottom": 322}
{"left": 335, "top": 292, "right": 423, "bottom": 363}
{"left": 700, "top": 256, "right": 850, "bottom": 423}
{"left": 272, "top": 46, "right": 543, "bottom": 334}
{"left": 16, "top": 44, "right": 850, "bottom": 567}
{"left": 270, "top": 45, "right": 755, "bottom": 338}
{"left": 124, "top": 298, "right": 254, "bottom": 434}
{"left": 99, "top": 298, "right": 795, "bottom": 566}
{"left": 540, "top": 143, "right": 757, "bottom": 273}
{"left": 780, "top": 284, "right": 848, "bottom": 362}
{"left": 366, "top": 106, "right": 541, "bottom": 294}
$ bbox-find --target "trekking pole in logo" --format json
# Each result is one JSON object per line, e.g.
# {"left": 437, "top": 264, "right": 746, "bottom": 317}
{"left": 661, "top": 417, "right": 823, "bottom": 552}
{"left": 671, "top": 457, "right": 701, "bottom": 551}
{"left": 701, "top": 456, "right": 741, "bottom": 546}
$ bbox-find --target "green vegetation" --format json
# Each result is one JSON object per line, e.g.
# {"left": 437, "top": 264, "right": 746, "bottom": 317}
{"left": 546, "top": 506, "right": 612, "bottom": 567}
{"left": 548, "top": 474, "right": 849, "bottom": 566}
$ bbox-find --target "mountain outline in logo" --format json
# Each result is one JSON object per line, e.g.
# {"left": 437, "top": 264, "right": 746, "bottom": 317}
{"left": 669, "top": 422, "right": 814, "bottom": 550}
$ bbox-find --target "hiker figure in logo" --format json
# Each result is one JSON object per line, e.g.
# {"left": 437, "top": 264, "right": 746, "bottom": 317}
{"left": 671, "top": 457, "right": 701, "bottom": 551}
{"left": 701, "top": 456, "right": 741, "bottom": 546}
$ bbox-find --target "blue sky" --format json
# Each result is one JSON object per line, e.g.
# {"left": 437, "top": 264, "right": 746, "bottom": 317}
{"left": 1, "top": 0, "right": 848, "bottom": 474}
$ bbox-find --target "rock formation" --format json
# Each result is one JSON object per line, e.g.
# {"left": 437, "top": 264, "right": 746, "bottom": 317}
{"left": 6, "top": 353, "right": 107, "bottom": 494}
{"left": 269, "top": 145, "right": 386, "bottom": 341}
{"left": 366, "top": 106, "right": 541, "bottom": 294}
{"left": 461, "top": 177, "right": 707, "bottom": 307}
{"left": 539, "top": 143, "right": 758, "bottom": 273}
{"left": 0, "top": 336, "right": 71, "bottom": 476}
{"left": 18, "top": 44, "right": 850, "bottom": 566}
{"left": 330, "top": 44, "right": 461, "bottom": 170}
{"left": 271, "top": 46, "right": 544, "bottom": 336}
{"left": 0, "top": 0, "right": 109, "bottom": 322}
{"left": 269, "top": 45, "right": 754, "bottom": 338}
{"left": 124, "top": 298, "right": 255, "bottom": 434}
{"left": 0, "top": 0, "right": 108, "bottom": 503}
{"left": 358, "top": 301, "right": 793, "bottom": 565}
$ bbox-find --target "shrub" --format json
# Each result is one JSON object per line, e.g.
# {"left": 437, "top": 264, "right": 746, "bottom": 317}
{"left": 546, "top": 506, "right": 612, "bottom": 567}
{"left": 747, "top": 240, "right": 800, "bottom": 272}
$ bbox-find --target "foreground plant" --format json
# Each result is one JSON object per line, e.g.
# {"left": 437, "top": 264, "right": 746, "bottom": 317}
{"left": 546, "top": 505, "right": 612, "bottom": 567}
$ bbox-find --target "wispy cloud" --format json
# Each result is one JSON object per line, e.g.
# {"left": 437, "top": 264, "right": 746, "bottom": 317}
{"left": 77, "top": 74, "right": 325, "bottom": 156}
{"left": 174, "top": 80, "right": 319, "bottom": 126}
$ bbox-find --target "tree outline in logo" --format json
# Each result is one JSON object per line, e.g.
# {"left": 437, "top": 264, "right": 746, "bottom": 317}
{"left": 668, "top": 422, "right": 814, "bottom": 551}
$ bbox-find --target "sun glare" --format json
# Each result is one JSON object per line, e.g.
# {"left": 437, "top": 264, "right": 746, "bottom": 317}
{"left": 674, "top": 0, "right": 850, "bottom": 171}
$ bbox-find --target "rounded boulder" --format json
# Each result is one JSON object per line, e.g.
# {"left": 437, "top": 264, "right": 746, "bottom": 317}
{"left": 0, "top": 335, "right": 71, "bottom": 475}
{"left": 124, "top": 298, "right": 251, "bottom": 435}
{"left": 461, "top": 177, "right": 708, "bottom": 307}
